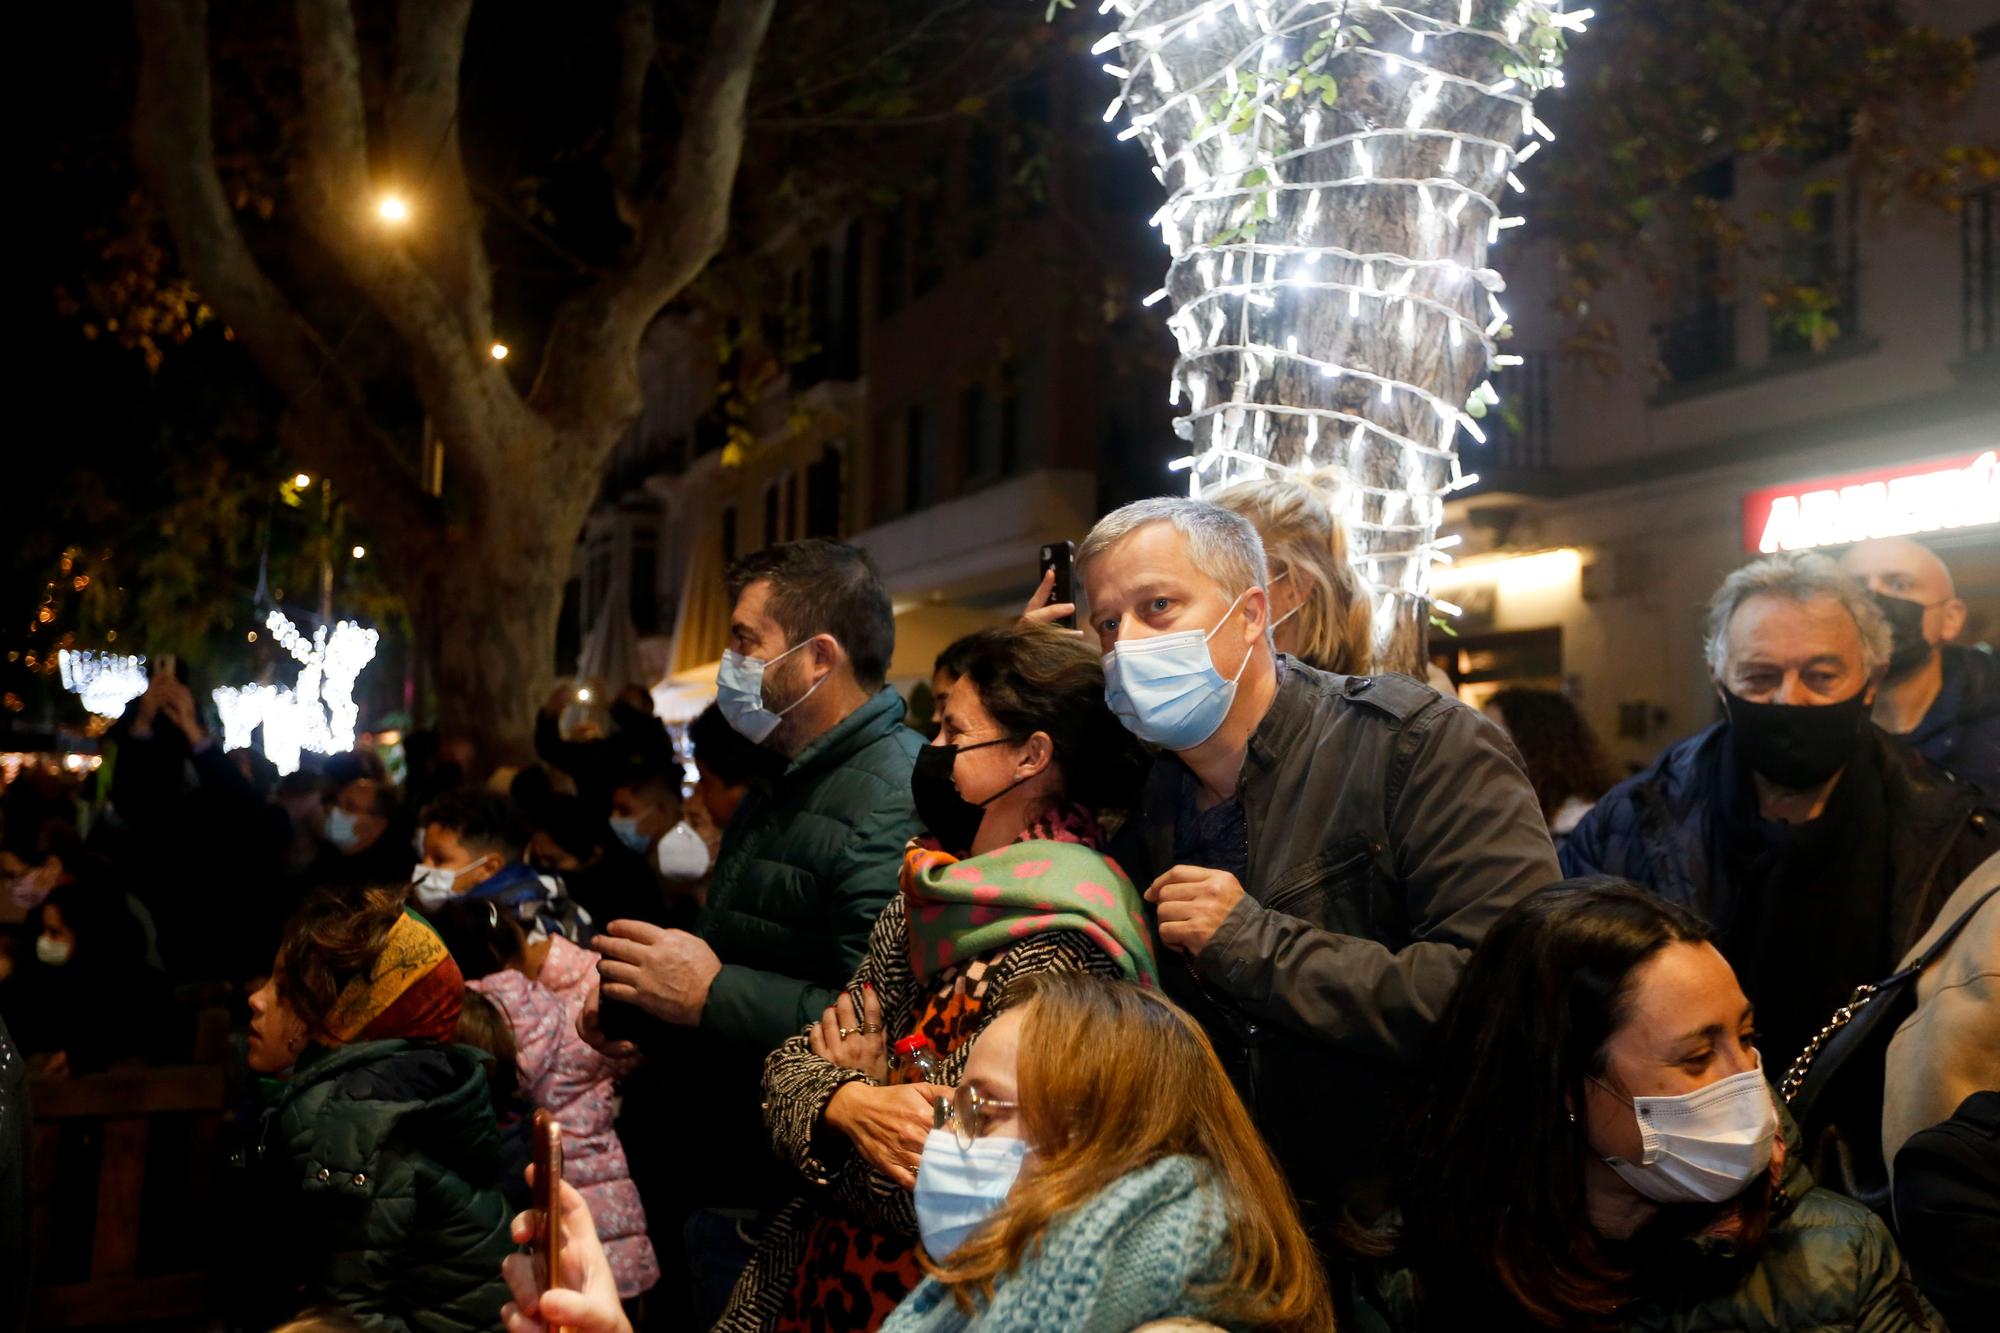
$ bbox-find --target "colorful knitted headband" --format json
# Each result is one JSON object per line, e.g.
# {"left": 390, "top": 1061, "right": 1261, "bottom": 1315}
{"left": 320, "top": 910, "right": 464, "bottom": 1045}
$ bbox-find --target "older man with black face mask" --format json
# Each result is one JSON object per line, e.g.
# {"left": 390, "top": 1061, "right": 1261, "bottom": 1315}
{"left": 1080, "top": 496, "right": 1557, "bottom": 1231}
{"left": 1563, "top": 551, "right": 2000, "bottom": 1068}
{"left": 1840, "top": 536, "right": 2000, "bottom": 793}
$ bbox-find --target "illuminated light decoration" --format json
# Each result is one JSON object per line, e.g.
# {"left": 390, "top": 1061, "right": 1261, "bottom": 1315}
{"left": 1098, "top": 0, "right": 1585, "bottom": 660}
{"left": 375, "top": 192, "right": 411, "bottom": 224}
{"left": 489, "top": 342, "right": 509, "bottom": 361}
{"left": 1743, "top": 451, "right": 2000, "bottom": 555}
{"left": 1430, "top": 546, "right": 1583, "bottom": 594}
{"left": 210, "top": 610, "right": 379, "bottom": 775}
{"left": 57, "top": 650, "right": 149, "bottom": 718}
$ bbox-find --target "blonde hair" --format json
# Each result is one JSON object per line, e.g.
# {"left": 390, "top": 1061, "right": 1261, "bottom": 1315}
{"left": 1210, "top": 472, "right": 1372, "bottom": 675}
{"left": 928, "top": 975, "right": 1333, "bottom": 1331}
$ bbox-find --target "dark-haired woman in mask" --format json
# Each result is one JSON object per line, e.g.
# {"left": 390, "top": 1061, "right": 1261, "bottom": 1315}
{"left": 713, "top": 622, "right": 1156, "bottom": 1331}
{"left": 1345, "top": 878, "right": 1940, "bottom": 1332}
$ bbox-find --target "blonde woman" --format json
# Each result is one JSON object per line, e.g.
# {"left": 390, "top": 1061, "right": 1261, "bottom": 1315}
{"left": 1210, "top": 472, "right": 1373, "bottom": 675}
{"left": 888, "top": 973, "right": 1333, "bottom": 1332}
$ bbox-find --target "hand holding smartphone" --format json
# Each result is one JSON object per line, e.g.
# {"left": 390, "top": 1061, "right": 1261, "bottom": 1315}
{"left": 1036, "top": 541, "right": 1077, "bottom": 630}
{"left": 532, "top": 1110, "right": 566, "bottom": 1330}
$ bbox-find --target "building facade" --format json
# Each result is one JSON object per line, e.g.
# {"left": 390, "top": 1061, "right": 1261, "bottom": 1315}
{"left": 573, "top": 56, "right": 1174, "bottom": 718}
{"left": 1436, "top": 3, "right": 2000, "bottom": 770}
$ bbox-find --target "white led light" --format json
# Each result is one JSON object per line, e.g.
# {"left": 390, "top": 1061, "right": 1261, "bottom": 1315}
{"left": 208, "top": 610, "right": 379, "bottom": 775}
{"left": 58, "top": 650, "right": 149, "bottom": 719}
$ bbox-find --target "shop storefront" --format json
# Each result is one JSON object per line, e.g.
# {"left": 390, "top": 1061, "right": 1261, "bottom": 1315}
{"left": 1439, "top": 437, "right": 2000, "bottom": 774}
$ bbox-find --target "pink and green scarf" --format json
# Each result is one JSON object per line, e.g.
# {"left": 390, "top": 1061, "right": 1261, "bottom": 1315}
{"left": 901, "top": 809, "right": 1159, "bottom": 988}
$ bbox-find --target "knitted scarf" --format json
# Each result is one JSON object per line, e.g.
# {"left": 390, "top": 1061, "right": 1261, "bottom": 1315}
{"left": 882, "top": 1156, "right": 1227, "bottom": 1333}
{"left": 902, "top": 807, "right": 1159, "bottom": 988}
{"left": 321, "top": 909, "right": 464, "bottom": 1045}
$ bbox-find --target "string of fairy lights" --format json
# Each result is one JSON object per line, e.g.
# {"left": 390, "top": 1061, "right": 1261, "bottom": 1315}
{"left": 1093, "top": 0, "right": 1588, "bottom": 632}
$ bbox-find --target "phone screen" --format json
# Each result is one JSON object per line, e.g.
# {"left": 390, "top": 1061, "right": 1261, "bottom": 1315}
{"left": 1039, "top": 541, "right": 1076, "bottom": 630}
{"left": 532, "top": 1110, "right": 564, "bottom": 1299}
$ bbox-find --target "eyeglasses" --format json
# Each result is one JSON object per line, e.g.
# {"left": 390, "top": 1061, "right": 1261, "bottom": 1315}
{"left": 944, "top": 1082, "right": 1019, "bottom": 1150}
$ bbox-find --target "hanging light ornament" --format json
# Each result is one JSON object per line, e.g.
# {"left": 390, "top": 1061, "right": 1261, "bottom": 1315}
{"left": 211, "top": 609, "right": 378, "bottom": 775}
{"left": 1096, "top": 0, "right": 1588, "bottom": 668}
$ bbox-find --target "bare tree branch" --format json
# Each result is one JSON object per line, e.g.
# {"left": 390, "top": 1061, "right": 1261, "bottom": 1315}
{"left": 133, "top": 0, "right": 440, "bottom": 567}
{"left": 388, "top": 0, "right": 493, "bottom": 341}
{"left": 606, "top": 0, "right": 655, "bottom": 229}
{"left": 532, "top": 0, "right": 776, "bottom": 434}
{"left": 292, "top": 0, "right": 527, "bottom": 495}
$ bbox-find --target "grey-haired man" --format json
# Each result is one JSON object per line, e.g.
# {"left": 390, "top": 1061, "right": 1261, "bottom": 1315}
{"left": 1082, "top": 496, "right": 1558, "bottom": 1230}
{"left": 1563, "top": 550, "right": 2000, "bottom": 1066}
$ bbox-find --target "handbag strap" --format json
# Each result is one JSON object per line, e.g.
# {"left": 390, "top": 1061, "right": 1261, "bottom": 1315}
{"left": 1779, "top": 884, "right": 2000, "bottom": 1105}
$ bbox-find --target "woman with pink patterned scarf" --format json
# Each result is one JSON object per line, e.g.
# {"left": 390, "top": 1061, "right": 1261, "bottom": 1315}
{"left": 714, "top": 622, "right": 1159, "bottom": 1332}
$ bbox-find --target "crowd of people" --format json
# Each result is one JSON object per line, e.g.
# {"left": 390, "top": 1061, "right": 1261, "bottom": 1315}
{"left": 2, "top": 471, "right": 1995, "bottom": 1333}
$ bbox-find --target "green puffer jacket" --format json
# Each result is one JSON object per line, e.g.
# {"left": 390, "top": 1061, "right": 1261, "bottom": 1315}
{"left": 1345, "top": 1123, "right": 1942, "bottom": 1333}
{"left": 698, "top": 684, "right": 924, "bottom": 1052}
{"left": 260, "top": 1040, "right": 515, "bottom": 1332}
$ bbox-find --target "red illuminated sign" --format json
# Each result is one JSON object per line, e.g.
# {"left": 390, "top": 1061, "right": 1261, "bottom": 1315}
{"left": 1741, "top": 450, "right": 2000, "bottom": 554}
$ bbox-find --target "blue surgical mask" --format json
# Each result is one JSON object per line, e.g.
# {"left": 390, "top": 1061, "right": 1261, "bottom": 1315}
{"left": 913, "top": 1128, "right": 1029, "bottom": 1259}
{"left": 717, "top": 640, "right": 823, "bottom": 745}
{"left": 323, "top": 806, "right": 363, "bottom": 852}
{"left": 608, "top": 814, "right": 650, "bottom": 855}
{"left": 1102, "top": 586, "right": 1257, "bottom": 751}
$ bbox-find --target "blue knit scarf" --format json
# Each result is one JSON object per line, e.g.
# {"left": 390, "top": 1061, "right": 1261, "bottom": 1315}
{"left": 882, "top": 1155, "right": 1230, "bottom": 1333}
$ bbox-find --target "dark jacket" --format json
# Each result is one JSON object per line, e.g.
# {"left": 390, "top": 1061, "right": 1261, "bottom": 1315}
{"left": 260, "top": 1040, "right": 514, "bottom": 1332}
{"left": 1561, "top": 724, "right": 1999, "bottom": 975}
{"left": 1347, "top": 1114, "right": 1942, "bottom": 1331}
{"left": 0, "top": 1015, "right": 26, "bottom": 1331}
{"left": 1892, "top": 1090, "right": 2000, "bottom": 1333}
{"left": 697, "top": 685, "right": 925, "bottom": 1052}
{"left": 1905, "top": 645, "right": 2000, "bottom": 795}
{"left": 1112, "top": 662, "right": 1559, "bottom": 1224}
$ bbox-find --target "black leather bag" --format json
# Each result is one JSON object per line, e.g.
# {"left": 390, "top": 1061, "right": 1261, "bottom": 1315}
{"left": 1779, "top": 885, "right": 1999, "bottom": 1217}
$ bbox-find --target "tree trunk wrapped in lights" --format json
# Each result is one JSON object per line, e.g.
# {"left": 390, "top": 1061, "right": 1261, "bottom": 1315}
{"left": 1096, "top": 0, "right": 1587, "bottom": 672}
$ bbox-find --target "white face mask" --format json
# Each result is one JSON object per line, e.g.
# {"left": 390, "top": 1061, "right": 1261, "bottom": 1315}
{"left": 35, "top": 934, "right": 74, "bottom": 968}
{"left": 409, "top": 860, "right": 487, "bottom": 913}
{"left": 654, "top": 820, "right": 712, "bottom": 881}
{"left": 1597, "top": 1060, "right": 1779, "bottom": 1204}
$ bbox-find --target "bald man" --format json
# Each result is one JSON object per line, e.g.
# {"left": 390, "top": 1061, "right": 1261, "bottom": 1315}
{"left": 1841, "top": 537, "right": 2000, "bottom": 792}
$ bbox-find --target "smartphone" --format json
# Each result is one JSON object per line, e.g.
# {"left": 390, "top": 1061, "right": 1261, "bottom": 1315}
{"left": 1039, "top": 541, "right": 1077, "bottom": 630}
{"left": 595, "top": 959, "right": 650, "bottom": 1045}
{"left": 532, "top": 1110, "right": 565, "bottom": 1304}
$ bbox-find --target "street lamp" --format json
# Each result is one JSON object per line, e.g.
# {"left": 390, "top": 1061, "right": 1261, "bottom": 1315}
{"left": 375, "top": 193, "right": 411, "bottom": 225}
{"left": 489, "top": 342, "right": 509, "bottom": 361}
{"left": 294, "top": 472, "right": 312, "bottom": 488}
{"left": 351, "top": 545, "right": 367, "bottom": 559}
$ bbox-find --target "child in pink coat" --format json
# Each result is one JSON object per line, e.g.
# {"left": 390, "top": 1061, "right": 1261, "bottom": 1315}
{"left": 433, "top": 904, "right": 659, "bottom": 1298}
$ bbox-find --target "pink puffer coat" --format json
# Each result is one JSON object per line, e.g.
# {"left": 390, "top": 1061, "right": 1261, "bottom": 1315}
{"left": 473, "top": 935, "right": 658, "bottom": 1297}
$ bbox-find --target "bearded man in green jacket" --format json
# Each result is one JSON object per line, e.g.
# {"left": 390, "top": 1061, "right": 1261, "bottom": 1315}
{"left": 589, "top": 538, "right": 924, "bottom": 1318}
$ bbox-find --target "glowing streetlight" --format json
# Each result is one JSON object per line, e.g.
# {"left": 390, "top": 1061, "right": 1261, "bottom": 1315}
{"left": 489, "top": 342, "right": 509, "bottom": 361}
{"left": 576, "top": 687, "right": 592, "bottom": 703}
{"left": 294, "top": 472, "right": 312, "bottom": 488}
{"left": 351, "top": 545, "right": 367, "bottom": 559}
{"left": 375, "top": 193, "right": 411, "bottom": 225}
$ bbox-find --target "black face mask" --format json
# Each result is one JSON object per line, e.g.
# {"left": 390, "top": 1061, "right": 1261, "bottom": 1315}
{"left": 1721, "top": 687, "right": 1870, "bottom": 791}
{"left": 911, "top": 739, "right": 1027, "bottom": 855}
{"left": 1872, "top": 592, "right": 1935, "bottom": 681}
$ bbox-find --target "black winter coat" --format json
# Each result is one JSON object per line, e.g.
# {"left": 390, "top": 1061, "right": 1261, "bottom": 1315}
{"left": 1562, "top": 724, "right": 1997, "bottom": 965}
{"left": 258, "top": 1041, "right": 515, "bottom": 1332}
{"left": 1113, "top": 661, "right": 1560, "bottom": 1227}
